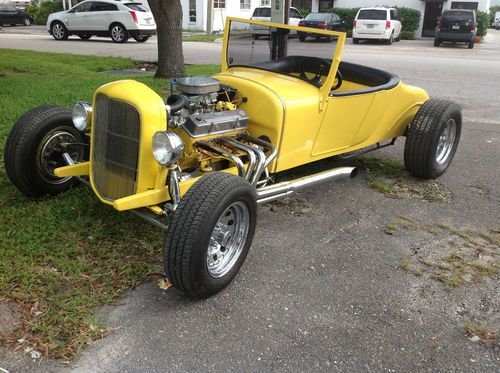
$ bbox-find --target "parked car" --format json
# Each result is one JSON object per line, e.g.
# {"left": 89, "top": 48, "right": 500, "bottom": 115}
{"left": 250, "top": 5, "right": 302, "bottom": 38}
{"left": 46, "top": 0, "right": 156, "bottom": 43}
{"left": 494, "top": 11, "right": 500, "bottom": 30}
{"left": 298, "top": 12, "right": 346, "bottom": 42}
{"left": 352, "top": 7, "right": 402, "bottom": 45}
{"left": 435, "top": 9, "right": 476, "bottom": 48}
{"left": 0, "top": 5, "right": 33, "bottom": 26}
{"left": 4, "top": 18, "right": 462, "bottom": 299}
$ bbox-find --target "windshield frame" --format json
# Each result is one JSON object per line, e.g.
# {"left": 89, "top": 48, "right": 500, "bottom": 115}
{"left": 222, "top": 17, "right": 346, "bottom": 106}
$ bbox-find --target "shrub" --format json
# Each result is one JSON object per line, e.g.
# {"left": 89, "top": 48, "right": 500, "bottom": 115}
{"left": 297, "top": 8, "right": 310, "bottom": 18}
{"left": 476, "top": 10, "right": 490, "bottom": 37}
{"left": 26, "top": 0, "right": 63, "bottom": 25}
{"left": 400, "top": 31, "right": 415, "bottom": 40}
{"left": 395, "top": 7, "right": 421, "bottom": 32}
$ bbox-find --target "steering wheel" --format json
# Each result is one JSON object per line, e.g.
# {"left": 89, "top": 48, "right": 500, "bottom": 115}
{"left": 299, "top": 57, "right": 343, "bottom": 90}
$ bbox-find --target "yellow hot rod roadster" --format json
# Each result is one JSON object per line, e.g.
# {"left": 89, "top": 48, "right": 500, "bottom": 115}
{"left": 4, "top": 18, "right": 461, "bottom": 298}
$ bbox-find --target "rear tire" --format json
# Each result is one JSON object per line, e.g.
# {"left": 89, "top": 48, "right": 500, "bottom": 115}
{"left": 468, "top": 40, "right": 474, "bottom": 49}
{"left": 164, "top": 172, "right": 257, "bottom": 299}
{"left": 24, "top": 18, "right": 31, "bottom": 26}
{"left": 434, "top": 38, "right": 440, "bottom": 47}
{"left": 352, "top": 38, "right": 359, "bottom": 44}
{"left": 110, "top": 23, "right": 128, "bottom": 43}
{"left": 404, "top": 99, "right": 462, "bottom": 179}
{"left": 252, "top": 34, "right": 260, "bottom": 40}
{"left": 299, "top": 34, "right": 306, "bottom": 42}
{"left": 133, "top": 35, "right": 150, "bottom": 43}
{"left": 386, "top": 32, "right": 393, "bottom": 45}
{"left": 4, "top": 106, "right": 86, "bottom": 197}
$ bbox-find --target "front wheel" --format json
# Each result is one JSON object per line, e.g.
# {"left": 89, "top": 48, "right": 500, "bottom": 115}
{"left": 110, "top": 23, "right": 128, "bottom": 43}
{"left": 164, "top": 172, "right": 257, "bottom": 299}
{"left": 4, "top": 106, "right": 86, "bottom": 197}
{"left": 133, "top": 35, "right": 150, "bottom": 43}
{"left": 404, "top": 99, "right": 462, "bottom": 179}
{"left": 51, "top": 22, "right": 68, "bottom": 40}
{"left": 24, "top": 18, "right": 31, "bottom": 26}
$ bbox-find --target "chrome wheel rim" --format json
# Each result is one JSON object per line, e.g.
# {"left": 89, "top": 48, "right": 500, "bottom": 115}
{"left": 436, "top": 118, "right": 457, "bottom": 165}
{"left": 53, "top": 24, "right": 64, "bottom": 39}
{"left": 207, "top": 201, "right": 250, "bottom": 278}
{"left": 37, "top": 129, "right": 83, "bottom": 184}
{"left": 111, "top": 26, "right": 124, "bottom": 41}
{"left": 24, "top": 18, "right": 31, "bottom": 26}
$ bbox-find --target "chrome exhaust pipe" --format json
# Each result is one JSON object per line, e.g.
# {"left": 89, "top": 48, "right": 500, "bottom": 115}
{"left": 217, "top": 137, "right": 258, "bottom": 182}
{"left": 256, "top": 167, "right": 357, "bottom": 204}
{"left": 195, "top": 141, "right": 245, "bottom": 178}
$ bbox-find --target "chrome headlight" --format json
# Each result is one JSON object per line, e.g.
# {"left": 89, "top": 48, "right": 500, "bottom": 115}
{"left": 152, "top": 131, "right": 184, "bottom": 166}
{"left": 72, "top": 101, "right": 92, "bottom": 131}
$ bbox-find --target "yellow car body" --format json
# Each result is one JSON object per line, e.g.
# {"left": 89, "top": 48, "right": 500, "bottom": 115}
{"left": 54, "top": 17, "right": 429, "bottom": 213}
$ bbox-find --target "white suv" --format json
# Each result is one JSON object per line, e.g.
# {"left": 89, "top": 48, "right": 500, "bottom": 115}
{"left": 47, "top": 0, "right": 156, "bottom": 43}
{"left": 352, "top": 7, "right": 402, "bottom": 45}
{"left": 250, "top": 6, "right": 303, "bottom": 39}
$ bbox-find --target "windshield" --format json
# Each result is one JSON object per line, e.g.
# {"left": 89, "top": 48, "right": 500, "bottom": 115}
{"left": 357, "top": 10, "right": 387, "bottom": 20}
{"left": 226, "top": 20, "right": 341, "bottom": 88}
{"left": 442, "top": 11, "right": 474, "bottom": 22}
{"left": 305, "top": 13, "right": 330, "bottom": 22}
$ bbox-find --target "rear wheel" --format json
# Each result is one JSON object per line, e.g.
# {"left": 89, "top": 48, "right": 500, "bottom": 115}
{"left": 252, "top": 34, "right": 260, "bottom": 40}
{"left": 352, "top": 38, "right": 359, "bottom": 44}
{"left": 386, "top": 32, "right": 393, "bottom": 45}
{"left": 434, "top": 38, "right": 440, "bottom": 47}
{"left": 404, "top": 99, "right": 462, "bottom": 179}
{"left": 23, "top": 18, "right": 31, "bottom": 26}
{"left": 468, "top": 40, "right": 474, "bottom": 49}
{"left": 133, "top": 35, "right": 150, "bottom": 43}
{"left": 164, "top": 172, "right": 257, "bottom": 299}
{"left": 299, "top": 33, "right": 306, "bottom": 42}
{"left": 110, "top": 23, "right": 128, "bottom": 43}
{"left": 51, "top": 21, "right": 68, "bottom": 40}
{"left": 4, "top": 106, "right": 86, "bottom": 197}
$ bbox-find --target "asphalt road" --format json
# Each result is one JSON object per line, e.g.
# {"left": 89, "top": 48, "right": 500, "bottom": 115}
{"left": 1, "top": 28, "right": 499, "bottom": 373}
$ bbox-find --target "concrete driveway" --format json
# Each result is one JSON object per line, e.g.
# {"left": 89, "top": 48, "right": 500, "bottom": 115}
{"left": 1, "top": 29, "right": 499, "bottom": 373}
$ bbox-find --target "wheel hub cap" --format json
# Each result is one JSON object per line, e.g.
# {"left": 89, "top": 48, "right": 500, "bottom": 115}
{"left": 207, "top": 201, "right": 250, "bottom": 278}
{"left": 436, "top": 118, "right": 457, "bottom": 165}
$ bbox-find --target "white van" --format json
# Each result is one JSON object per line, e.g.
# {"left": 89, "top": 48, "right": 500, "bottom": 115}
{"left": 250, "top": 6, "right": 303, "bottom": 39}
{"left": 352, "top": 7, "right": 402, "bottom": 45}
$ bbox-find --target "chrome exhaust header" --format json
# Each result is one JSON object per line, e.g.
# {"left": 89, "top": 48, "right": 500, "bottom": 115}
{"left": 256, "top": 167, "right": 357, "bottom": 204}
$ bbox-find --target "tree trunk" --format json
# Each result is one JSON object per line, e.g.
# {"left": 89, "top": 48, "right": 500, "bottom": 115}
{"left": 148, "top": 0, "right": 186, "bottom": 78}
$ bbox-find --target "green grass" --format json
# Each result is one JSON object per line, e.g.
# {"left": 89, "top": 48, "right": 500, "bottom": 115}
{"left": 182, "top": 34, "right": 221, "bottom": 42}
{"left": 0, "top": 49, "right": 219, "bottom": 358}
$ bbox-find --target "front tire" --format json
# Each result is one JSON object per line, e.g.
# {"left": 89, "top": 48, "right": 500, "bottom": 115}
{"left": 164, "top": 172, "right": 257, "bottom": 299}
{"left": 110, "top": 23, "right": 128, "bottom": 43}
{"left": 404, "top": 99, "right": 462, "bottom": 179}
{"left": 4, "top": 106, "right": 86, "bottom": 197}
{"left": 51, "top": 21, "right": 68, "bottom": 40}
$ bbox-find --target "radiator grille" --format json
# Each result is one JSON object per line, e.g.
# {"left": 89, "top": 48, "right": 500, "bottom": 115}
{"left": 92, "top": 94, "right": 140, "bottom": 201}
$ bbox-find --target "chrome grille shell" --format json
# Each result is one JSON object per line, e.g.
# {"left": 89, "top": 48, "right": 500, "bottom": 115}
{"left": 91, "top": 94, "right": 141, "bottom": 201}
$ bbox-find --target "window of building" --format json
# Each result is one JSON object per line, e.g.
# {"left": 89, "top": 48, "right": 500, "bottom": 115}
{"left": 292, "top": 1, "right": 312, "bottom": 11}
{"left": 240, "top": 0, "right": 250, "bottom": 10}
{"left": 319, "top": 0, "right": 334, "bottom": 12}
{"left": 215, "top": 0, "right": 225, "bottom": 9}
{"left": 189, "top": 0, "right": 196, "bottom": 22}
{"left": 260, "top": 0, "right": 270, "bottom": 6}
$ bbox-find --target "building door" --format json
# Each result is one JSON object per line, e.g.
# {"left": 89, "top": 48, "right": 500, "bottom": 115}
{"left": 422, "top": 1, "right": 443, "bottom": 37}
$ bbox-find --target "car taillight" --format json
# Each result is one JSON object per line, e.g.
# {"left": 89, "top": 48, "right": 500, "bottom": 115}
{"left": 319, "top": 22, "right": 327, "bottom": 29}
{"left": 353, "top": 20, "right": 357, "bottom": 28}
{"left": 469, "top": 23, "right": 476, "bottom": 31}
{"left": 298, "top": 20, "right": 304, "bottom": 26}
{"left": 385, "top": 20, "right": 390, "bottom": 29}
{"left": 436, "top": 21, "right": 443, "bottom": 30}
{"left": 129, "top": 11, "right": 138, "bottom": 24}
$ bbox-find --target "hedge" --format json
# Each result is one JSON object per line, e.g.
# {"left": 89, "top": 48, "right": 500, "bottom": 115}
{"left": 26, "top": 0, "right": 63, "bottom": 25}
{"left": 476, "top": 10, "right": 490, "bottom": 37}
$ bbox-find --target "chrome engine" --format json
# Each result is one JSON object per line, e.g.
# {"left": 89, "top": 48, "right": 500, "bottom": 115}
{"left": 166, "top": 76, "right": 249, "bottom": 138}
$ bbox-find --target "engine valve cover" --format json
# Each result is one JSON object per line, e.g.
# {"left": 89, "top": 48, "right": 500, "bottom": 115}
{"left": 182, "top": 109, "right": 249, "bottom": 138}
